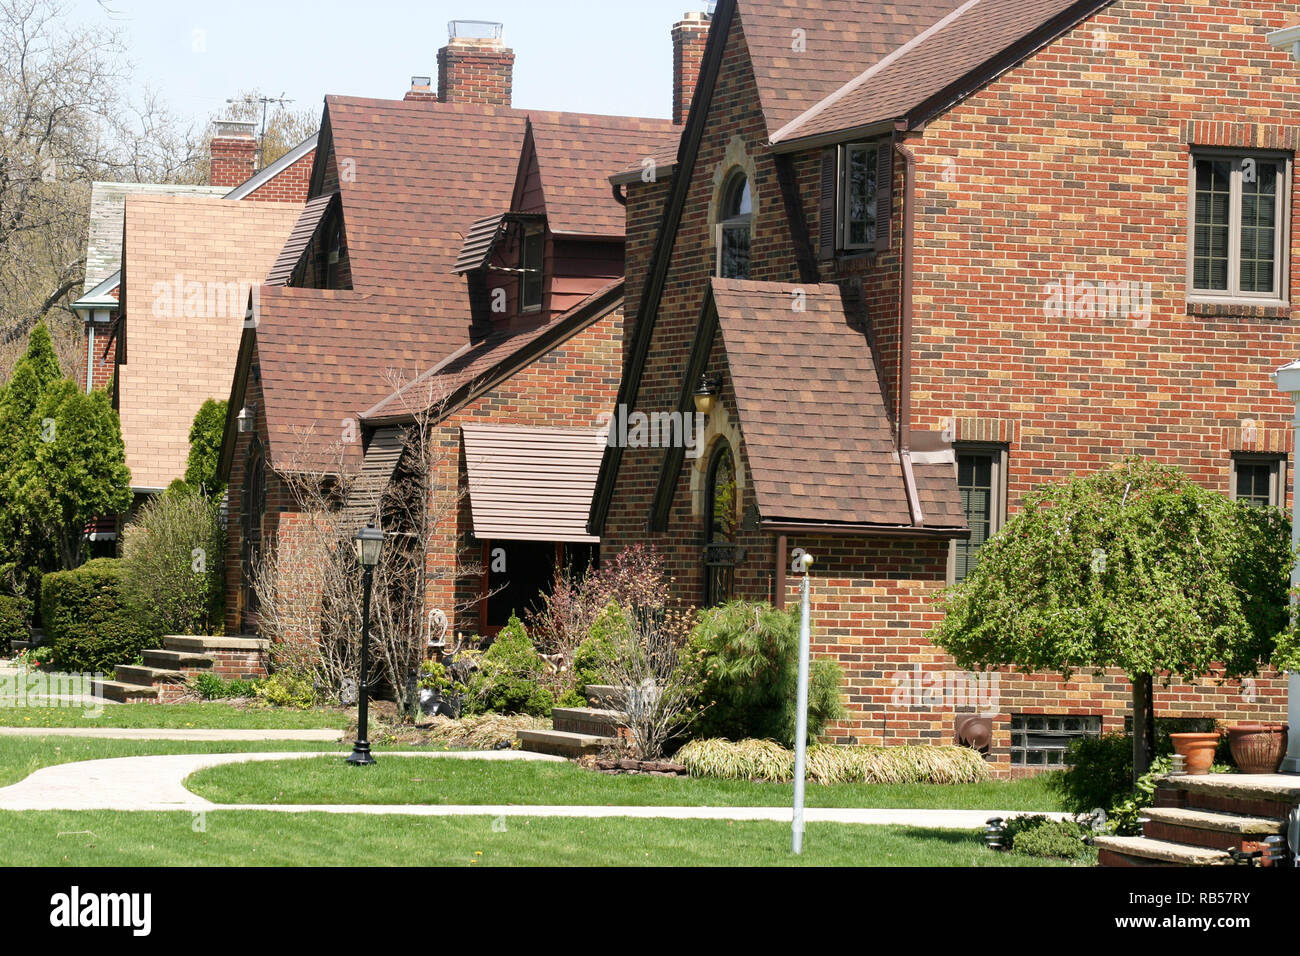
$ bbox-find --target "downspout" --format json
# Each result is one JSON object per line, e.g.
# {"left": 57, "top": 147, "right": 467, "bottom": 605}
{"left": 85, "top": 319, "right": 95, "bottom": 393}
{"left": 611, "top": 182, "right": 628, "bottom": 207}
{"left": 894, "top": 134, "right": 925, "bottom": 527}
{"left": 774, "top": 533, "right": 788, "bottom": 610}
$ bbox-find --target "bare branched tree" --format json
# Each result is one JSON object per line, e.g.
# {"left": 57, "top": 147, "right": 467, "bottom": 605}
{"left": 599, "top": 604, "right": 698, "bottom": 760}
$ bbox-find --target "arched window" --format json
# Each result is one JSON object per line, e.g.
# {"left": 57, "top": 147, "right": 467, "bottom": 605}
{"left": 240, "top": 440, "right": 266, "bottom": 631}
{"left": 717, "top": 171, "right": 752, "bottom": 279}
{"left": 703, "top": 439, "right": 738, "bottom": 605}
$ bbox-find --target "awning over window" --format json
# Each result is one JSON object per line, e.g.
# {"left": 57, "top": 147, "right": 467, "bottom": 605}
{"left": 462, "top": 424, "right": 605, "bottom": 543}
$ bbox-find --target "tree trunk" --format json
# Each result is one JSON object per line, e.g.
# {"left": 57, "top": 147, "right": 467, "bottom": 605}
{"left": 1131, "top": 673, "right": 1155, "bottom": 782}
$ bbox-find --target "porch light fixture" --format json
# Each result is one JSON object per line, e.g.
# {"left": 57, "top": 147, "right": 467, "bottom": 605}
{"left": 236, "top": 404, "right": 255, "bottom": 434}
{"left": 347, "top": 524, "right": 385, "bottom": 767}
{"left": 694, "top": 373, "right": 722, "bottom": 416}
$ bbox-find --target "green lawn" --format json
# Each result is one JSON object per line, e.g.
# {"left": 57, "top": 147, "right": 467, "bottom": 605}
{"left": 0, "top": 737, "right": 420, "bottom": 788}
{"left": 187, "top": 755, "right": 1063, "bottom": 811}
{"left": 0, "top": 702, "right": 350, "bottom": 730}
{"left": 0, "top": 810, "right": 1075, "bottom": 866}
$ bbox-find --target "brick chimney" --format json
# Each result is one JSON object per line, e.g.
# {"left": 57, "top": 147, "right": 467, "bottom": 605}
{"left": 437, "top": 21, "right": 514, "bottom": 106}
{"left": 405, "top": 75, "right": 437, "bottom": 102}
{"left": 210, "top": 119, "right": 257, "bottom": 188}
{"left": 672, "top": 12, "right": 710, "bottom": 125}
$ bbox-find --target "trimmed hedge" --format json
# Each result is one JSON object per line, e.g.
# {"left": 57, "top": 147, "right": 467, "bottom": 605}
{"left": 41, "top": 558, "right": 158, "bottom": 672}
{"left": 0, "top": 594, "right": 31, "bottom": 654}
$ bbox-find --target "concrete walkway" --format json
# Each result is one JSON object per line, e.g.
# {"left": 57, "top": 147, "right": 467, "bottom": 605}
{"left": 0, "top": 727, "right": 342, "bottom": 741}
{"left": 0, "top": 751, "right": 1064, "bottom": 827}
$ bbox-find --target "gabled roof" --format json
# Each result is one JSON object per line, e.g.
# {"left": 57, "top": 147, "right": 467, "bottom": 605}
{"left": 526, "top": 115, "right": 679, "bottom": 236}
{"left": 739, "top": 0, "right": 965, "bottom": 137}
{"left": 704, "top": 279, "right": 964, "bottom": 529}
{"left": 266, "top": 193, "right": 337, "bottom": 286}
{"left": 770, "top": 0, "right": 1108, "bottom": 145}
{"left": 238, "top": 287, "right": 470, "bottom": 473}
{"left": 118, "top": 195, "right": 300, "bottom": 491}
{"left": 76, "top": 181, "right": 228, "bottom": 308}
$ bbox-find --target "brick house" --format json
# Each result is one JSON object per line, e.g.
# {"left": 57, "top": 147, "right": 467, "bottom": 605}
{"left": 590, "top": 0, "right": 1300, "bottom": 772}
{"left": 217, "top": 22, "right": 680, "bottom": 638}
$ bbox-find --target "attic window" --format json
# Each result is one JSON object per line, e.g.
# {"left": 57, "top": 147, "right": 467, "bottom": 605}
{"left": 716, "top": 171, "right": 752, "bottom": 279}
{"left": 325, "top": 218, "right": 344, "bottom": 289}
{"left": 520, "top": 226, "right": 544, "bottom": 311}
{"left": 841, "top": 143, "right": 878, "bottom": 250}
{"left": 820, "top": 140, "right": 892, "bottom": 260}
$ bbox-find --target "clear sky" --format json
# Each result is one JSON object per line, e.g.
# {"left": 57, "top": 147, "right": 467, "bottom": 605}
{"left": 73, "top": 0, "right": 709, "bottom": 126}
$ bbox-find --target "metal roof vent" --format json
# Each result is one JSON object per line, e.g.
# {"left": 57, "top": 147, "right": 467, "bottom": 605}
{"left": 448, "top": 20, "right": 503, "bottom": 41}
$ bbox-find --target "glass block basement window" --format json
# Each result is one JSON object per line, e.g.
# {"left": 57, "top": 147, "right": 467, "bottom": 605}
{"left": 1009, "top": 714, "right": 1102, "bottom": 766}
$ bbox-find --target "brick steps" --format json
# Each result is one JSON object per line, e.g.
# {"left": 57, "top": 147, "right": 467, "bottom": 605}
{"left": 1099, "top": 774, "right": 1297, "bottom": 868}
{"left": 93, "top": 635, "right": 268, "bottom": 704}
{"left": 552, "top": 706, "right": 623, "bottom": 737}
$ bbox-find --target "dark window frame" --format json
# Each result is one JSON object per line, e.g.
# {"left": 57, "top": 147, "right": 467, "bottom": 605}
{"left": 519, "top": 225, "right": 545, "bottom": 312}
{"left": 702, "top": 439, "right": 738, "bottom": 606}
{"left": 949, "top": 443, "right": 1008, "bottom": 584}
{"left": 715, "top": 170, "right": 752, "bottom": 280}
{"left": 1231, "top": 452, "right": 1286, "bottom": 509}
{"left": 839, "top": 141, "right": 878, "bottom": 251}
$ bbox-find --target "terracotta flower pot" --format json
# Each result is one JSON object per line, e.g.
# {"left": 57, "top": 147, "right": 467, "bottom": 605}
{"left": 1170, "top": 732, "right": 1221, "bottom": 775}
{"left": 1226, "top": 723, "right": 1289, "bottom": 775}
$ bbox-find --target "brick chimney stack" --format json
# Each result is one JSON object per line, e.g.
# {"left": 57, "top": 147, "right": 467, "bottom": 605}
{"left": 209, "top": 119, "right": 257, "bottom": 188}
{"left": 672, "top": 12, "right": 710, "bottom": 125}
{"left": 405, "top": 75, "right": 437, "bottom": 102}
{"left": 437, "top": 21, "right": 514, "bottom": 107}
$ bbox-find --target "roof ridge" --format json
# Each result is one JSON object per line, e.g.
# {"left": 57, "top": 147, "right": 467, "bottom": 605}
{"left": 768, "top": 0, "right": 983, "bottom": 145}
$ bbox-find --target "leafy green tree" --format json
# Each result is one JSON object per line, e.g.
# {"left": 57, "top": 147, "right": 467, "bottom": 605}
{"left": 12, "top": 379, "right": 132, "bottom": 570}
{"left": 121, "top": 491, "right": 224, "bottom": 636}
{"left": 183, "top": 398, "right": 227, "bottom": 498}
{"left": 931, "top": 458, "right": 1291, "bottom": 779}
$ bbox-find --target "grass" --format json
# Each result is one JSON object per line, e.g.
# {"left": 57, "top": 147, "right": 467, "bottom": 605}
{"left": 0, "top": 702, "right": 350, "bottom": 730}
{"left": 0, "top": 810, "right": 1076, "bottom": 866}
{"left": 0, "top": 737, "right": 432, "bottom": 788}
{"left": 187, "top": 755, "right": 1064, "bottom": 811}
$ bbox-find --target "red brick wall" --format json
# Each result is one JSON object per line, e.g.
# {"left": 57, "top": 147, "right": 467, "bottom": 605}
{"left": 241, "top": 149, "right": 315, "bottom": 204}
{"left": 600, "top": 4, "right": 1295, "bottom": 772}
{"left": 210, "top": 135, "right": 256, "bottom": 189}
{"left": 437, "top": 41, "right": 514, "bottom": 107}
{"left": 76, "top": 316, "right": 117, "bottom": 393}
{"left": 424, "top": 308, "right": 624, "bottom": 634}
{"left": 672, "top": 13, "right": 710, "bottom": 126}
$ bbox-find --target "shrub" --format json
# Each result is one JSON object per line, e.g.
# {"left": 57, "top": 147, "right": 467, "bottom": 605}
{"left": 467, "top": 616, "right": 554, "bottom": 717}
{"left": 0, "top": 594, "right": 32, "bottom": 654}
{"left": 41, "top": 559, "right": 158, "bottom": 672}
{"left": 1005, "top": 816, "right": 1095, "bottom": 861}
{"left": 1049, "top": 734, "right": 1134, "bottom": 815}
{"left": 676, "top": 738, "right": 991, "bottom": 785}
{"left": 255, "top": 670, "right": 317, "bottom": 709}
{"left": 193, "top": 672, "right": 259, "bottom": 700}
{"left": 686, "top": 601, "right": 845, "bottom": 746}
{"left": 120, "top": 491, "right": 224, "bottom": 637}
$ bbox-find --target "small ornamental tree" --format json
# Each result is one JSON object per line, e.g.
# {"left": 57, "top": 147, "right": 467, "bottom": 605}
{"left": 179, "top": 398, "right": 227, "bottom": 499}
{"left": 930, "top": 458, "right": 1291, "bottom": 779}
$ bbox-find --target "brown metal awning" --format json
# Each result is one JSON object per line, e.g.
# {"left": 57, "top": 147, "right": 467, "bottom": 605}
{"left": 462, "top": 423, "right": 605, "bottom": 542}
{"left": 452, "top": 212, "right": 546, "bottom": 274}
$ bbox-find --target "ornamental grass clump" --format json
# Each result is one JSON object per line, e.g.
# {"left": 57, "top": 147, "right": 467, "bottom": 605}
{"left": 676, "top": 738, "right": 991, "bottom": 785}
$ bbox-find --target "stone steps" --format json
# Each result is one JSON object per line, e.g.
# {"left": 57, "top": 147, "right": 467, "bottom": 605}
{"left": 114, "top": 664, "right": 186, "bottom": 686}
{"left": 94, "top": 679, "right": 158, "bottom": 704}
{"left": 92, "top": 635, "right": 268, "bottom": 704}
{"left": 552, "top": 706, "right": 623, "bottom": 737}
{"left": 1095, "top": 835, "right": 1233, "bottom": 867}
{"left": 1141, "top": 807, "right": 1285, "bottom": 854}
{"left": 142, "top": 649, "right": 214, "bottom": 670}
{"left": 515, "top": 729, "right": 616, "bottom": 758}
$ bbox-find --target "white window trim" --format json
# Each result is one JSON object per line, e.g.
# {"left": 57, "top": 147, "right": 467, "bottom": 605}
{"left": 1186, "top": 149, "right": 1291, "bottom": 308}
{"left": 839, "top": 141, "right": 878, "bottom": 252}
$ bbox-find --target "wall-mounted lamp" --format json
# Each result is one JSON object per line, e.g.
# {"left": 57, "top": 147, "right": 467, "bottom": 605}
{"left": 694, "top": 372, "right": 722, "bottom": 416}
{"left": 236, "top": 403, "right": 257, "bottom": 434}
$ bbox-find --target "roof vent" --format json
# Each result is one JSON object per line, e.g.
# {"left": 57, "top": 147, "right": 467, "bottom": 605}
{"left": 448, "top": 20, "right": 503, "bottom": 41}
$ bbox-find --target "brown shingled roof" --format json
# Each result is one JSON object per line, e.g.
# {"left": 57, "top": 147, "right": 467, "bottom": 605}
{"left": 738, "top": 0, "right": 965, "bottom": 137}
{"left": 710, "top": 278, "right": 964, "bottom": 529}
{"left": 527, "top": 115, "right": 679, "bottom": 236}
{"left": 266, "top": 193, "right": 335, "bottom": 285}
{"left": 770, "top": 0, "right": 1098, "bottom": 144}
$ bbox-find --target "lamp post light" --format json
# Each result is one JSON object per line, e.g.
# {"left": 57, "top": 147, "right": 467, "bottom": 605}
{"left": 693, "top": 373, "right": 721, "bottom": 417}
{"left": 348, "top": 523, "right": 385, "bottom": 767}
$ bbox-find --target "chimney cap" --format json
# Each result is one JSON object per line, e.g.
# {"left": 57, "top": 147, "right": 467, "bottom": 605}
{"left": 680, "top": 10, "right": 710, "bottom": 22}
{"left": 411, "top": 75, "right": 432, "bottom": 89}
{"left": 448, "top": 19, "right": 504, "bottom": 41}
{"left": 213, "top": 119, "right": 256, "bottom": 140}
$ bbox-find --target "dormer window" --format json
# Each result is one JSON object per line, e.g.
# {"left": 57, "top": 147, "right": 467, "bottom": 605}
{"left": 520, "top": 226, "right": 544, "bottom": 311}
{"left": 716, "top": 171, "right": 751, "bottom": 279}
{"left": 325, "top": 218, "right": 343, "bottom": 289}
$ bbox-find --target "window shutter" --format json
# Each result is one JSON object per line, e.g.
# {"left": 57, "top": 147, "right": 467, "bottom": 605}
{"left": 819, "top": 146, "right": 839, "bottom": 261}
{"left": 875, "top": 143, "right": 893, "bottom": 253}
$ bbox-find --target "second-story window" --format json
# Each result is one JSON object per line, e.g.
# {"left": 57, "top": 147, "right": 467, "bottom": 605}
{"left": 716, "top": 171, "right": 751, "bottom": 279}
{"left": 520, "top": 226, "right": 544, "bottom": 311}
{"left": 841, "top": 142, "right": 878, "bottom": 250}
{"left": 1190, "top": 152, "right": 1289, "bottom": 303}
{"left": 325, "top": 218, "right": 343, "bottom": 289}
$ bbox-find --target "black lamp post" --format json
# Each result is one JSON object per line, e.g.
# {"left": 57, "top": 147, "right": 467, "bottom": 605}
{"left": 347, "top": 523, "right": 385, "bottom": 766}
